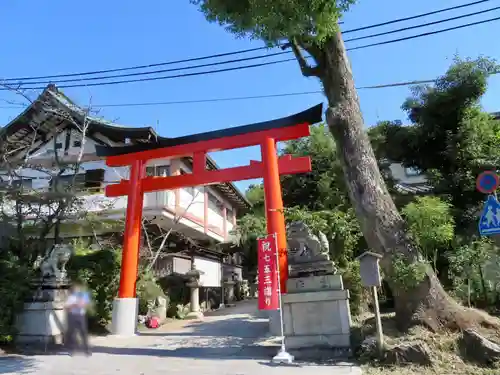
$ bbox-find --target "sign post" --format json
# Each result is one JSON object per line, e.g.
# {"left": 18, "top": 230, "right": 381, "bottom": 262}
{"left": 356, "top": 251, "right": 385, "bottom": 355}
{"left": 476, "top": 171, "right": 500, "bottom": 236}
{"left": 257, "top": 234, "right": 293, "bottom": 364}
{"left": 476, "top": 171, "right": 499, "bottom": 195}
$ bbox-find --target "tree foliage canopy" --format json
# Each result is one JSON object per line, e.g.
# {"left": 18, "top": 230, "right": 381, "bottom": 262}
{"left": 281, "top": 124, "right": 348, "bottom": 211}
{"left": 370, "top": 57, "right": 500, "bottom": 223}
{"left": 190, "top": 0, "right": 354, "bottom": 44}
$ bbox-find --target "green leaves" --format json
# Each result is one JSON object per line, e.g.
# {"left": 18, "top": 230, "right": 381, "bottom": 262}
{"left": 402, "top": 196, "right": 454, "bottom": 271}
{"left": 370, "top": 57, "right": 500, "bottom": 228}
{"left": 281, "top": 124, "right": 348, "bottom": 210}
{"left": 402, "top": 197, "right": 455, "bottom": 251}
{"left": 67, "top": 246, "right": 122, "bottom": 327}
{"left": 191, "top": 0, "right": 354, "bottom": 44}
{"left": 233, "top": 124, "right": 360, "bottom": 271}
{"left": 447, "top": 237, "right": 500, "bottom": 305}
{"left": 284, "top": 206, "right": 361, "bottom": 265}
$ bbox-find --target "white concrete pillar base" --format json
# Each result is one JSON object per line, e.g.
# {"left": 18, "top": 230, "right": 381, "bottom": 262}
{"left": 111, "top": 298, "right": 138, "bottom": 336}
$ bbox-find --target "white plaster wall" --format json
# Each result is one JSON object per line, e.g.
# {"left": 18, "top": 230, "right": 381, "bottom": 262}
{"left": 177, "top": 160, "right": 235, "bottom": 235}
{"left": 32, "top": 131, "right": 98, "bottom": 159}
{"left": 206, "top": 187, "right": 226, "bottom": 231}
{"left": 179, "top": 187, "right": 205, "bottom": 218}
{"left": 194, "top": 256, "right": 222, "bottom": 287}
{"left": 178, "top": 161, "right": 206, "bottom": 220}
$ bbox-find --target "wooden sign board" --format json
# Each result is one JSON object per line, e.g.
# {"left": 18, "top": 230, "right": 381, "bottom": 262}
{"left": 356, "top": 251, "right": 383, "bottom": 287}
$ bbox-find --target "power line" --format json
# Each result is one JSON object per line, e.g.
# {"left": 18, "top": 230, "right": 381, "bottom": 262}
{"left": 7, "top": 4, "right": 499, "bottom": 88}
{"left": 0, "top": 77, "right": 482, "bottom": 110}
{"left": 347, "top": 14, "right": 500, "bottom": 52}
{"left": 342, "top": 0, "right": 491, "bottom": 33}
{"left": 3, "top": 14, "right": 498, "bottom": 92}
{"left": 9, "top": 52, "right": 292, "bottom": 86}
{"left": 1, "top": 69, "right": 498, "bottom": 110}
{"left": 0, "top": 46, "right": 270, "bottom": 82}
{"left": 0, "top": 59, "right": 297, "bottom": 91}
{"left": 0, "top": 0, "right": 491, "bottom": 83}
{"left": 344, "top": 5, "right": 500, "bottom": 43}
{"left": 2, "top": 69, "right": 499, "bottom": 110}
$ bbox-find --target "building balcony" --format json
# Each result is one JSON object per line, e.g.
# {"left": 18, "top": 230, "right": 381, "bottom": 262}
{"left": 68, "top": 189, "right": 233, "bottom": 242}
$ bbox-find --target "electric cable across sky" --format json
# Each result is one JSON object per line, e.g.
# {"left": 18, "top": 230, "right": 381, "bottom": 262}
{"left": 4, "top": 73, "right": 500, "bottom": 110}
{"left": 1, "top": 14, "right": 499, "bottom": 92}
{"left": 0, "top": 0, "right": 493, "bottom": 84}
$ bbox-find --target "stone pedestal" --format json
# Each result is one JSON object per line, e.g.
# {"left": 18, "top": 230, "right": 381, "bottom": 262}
{"left": 186, "top": 285, "right": 203, "bottom": 320}
{"left": 16, "top": 280, "right": 70, "bottom": 346}
{"left": 282, "top": 274, "right": 351, "bottom": 350}
{"left": 185, "top": 267, "right": 204, "bottom": 320}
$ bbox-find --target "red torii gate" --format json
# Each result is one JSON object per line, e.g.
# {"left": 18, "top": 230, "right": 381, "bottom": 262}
{"left": 96, "top": 104, "right": 322, "bottom": 335}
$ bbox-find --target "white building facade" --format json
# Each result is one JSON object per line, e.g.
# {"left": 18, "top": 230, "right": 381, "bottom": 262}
{"left": 0, "top": 85, "right": 249, "bottom": 287}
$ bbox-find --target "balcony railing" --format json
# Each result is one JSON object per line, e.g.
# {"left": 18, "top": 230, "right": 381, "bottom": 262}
{"left": 1, "top": 186, "right": 228, "bottom": 239}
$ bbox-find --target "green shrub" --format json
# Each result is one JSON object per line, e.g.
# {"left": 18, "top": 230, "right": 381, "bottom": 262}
{"left": 341, "top": 260, "right": 365, "bottom": 316}
{"left": 159, "top": 275, "right": 188, "bottom": 303}
{"left": 0, "top": 250, "right": 35, "bottom": 345}
{"left": 67, "top": 247, "right": 121, "bottom": 329}
{"left": 447, "top": 238, "right": 500, "bottom": 308}
{"left": 136, "top": 268, "right": 168, "bottom": 315}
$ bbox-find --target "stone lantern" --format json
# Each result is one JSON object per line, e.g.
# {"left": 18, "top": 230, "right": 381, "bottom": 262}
{"left": 185, "top": 263, "right": 204, "bottom": 320}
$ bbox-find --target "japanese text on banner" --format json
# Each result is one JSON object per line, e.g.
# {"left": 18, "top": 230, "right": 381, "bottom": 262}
{"left": 257, "top": 235, "right": 279, "bottom": 310}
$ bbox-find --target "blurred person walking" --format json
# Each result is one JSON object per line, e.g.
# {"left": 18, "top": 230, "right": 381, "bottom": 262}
{"left": 65, "top": 281, "right": 92, "bottom": 356}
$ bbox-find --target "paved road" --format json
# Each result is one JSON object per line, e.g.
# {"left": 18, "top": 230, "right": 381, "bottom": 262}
{"left": 1, "top": 301, "right": 361, "bottom": 375}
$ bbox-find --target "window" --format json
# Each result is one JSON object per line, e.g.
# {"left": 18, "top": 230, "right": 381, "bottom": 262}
{"left": 226, "top": 207, "right": 234, "bottom": 221}
{"left": 208, "top": 192, "right": 224, "bottom": 215}
{"left": 404, "top": 167, "right": 421, "bottom": 177}
{"left": 0, "top": 179, "right": 33, "bottom": 191}
{"left": 55, "top": 142, "right": 63, "bottom": 149}
{"left": 73, "top": 140, "right": 82, "bottom": 147}
{"left": 146, "top": 165, "right": 170, "bottom": 177}
{"left": 50, "top": 169, "right": 105, "bottom": 193}
{"left": 84, "top": 169, "right": 105, "bottom": 192}
{"left": 14, "top": 179, "right": 33, "bottom": 190}
{"left": 51, "top": 174, "right": 82, "bottom": 191}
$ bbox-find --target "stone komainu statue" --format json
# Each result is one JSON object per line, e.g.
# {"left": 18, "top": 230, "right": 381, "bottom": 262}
{"left": 34, "top": 244, "right": 73, "bottom": 280}
{"left": 286, "top": 221, "right": 337, "bottom": 276}
{"left": 286, "top": 221, "right": 330, "bottom": 261}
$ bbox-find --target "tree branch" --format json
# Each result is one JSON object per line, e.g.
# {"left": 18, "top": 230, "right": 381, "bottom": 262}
{"left": 283, "top": 37, "right": 321, "bottom": 78}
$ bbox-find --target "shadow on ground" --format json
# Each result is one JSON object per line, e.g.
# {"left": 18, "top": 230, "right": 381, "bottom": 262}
{"left": 139, "top": 316, "right": 269, "bottom": 339}
{"left": 91, "top": 343, "right": 277, "bottom": 360}
{"left": 92, "top": 304, "right": 276, "bottom": 360}
{"left": 0, "top": 356, "right": 37, "bottom": 374}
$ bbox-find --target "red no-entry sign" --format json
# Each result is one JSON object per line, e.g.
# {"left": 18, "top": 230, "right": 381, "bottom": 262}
{"left": 476, "top": 171, "right": 499, "bottom": 194}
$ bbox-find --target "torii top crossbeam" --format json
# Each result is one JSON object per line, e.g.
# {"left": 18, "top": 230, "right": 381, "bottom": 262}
{"left": 96, "top": 104, "right": 322, "bottom": 336}
{"left": 96, "top": 104, "right": 322, "bottom": 196}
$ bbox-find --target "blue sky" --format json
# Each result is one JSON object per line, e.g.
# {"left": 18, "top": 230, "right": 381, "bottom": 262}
{"left": 1, "top": 0, "right": 499, "bottom": 192}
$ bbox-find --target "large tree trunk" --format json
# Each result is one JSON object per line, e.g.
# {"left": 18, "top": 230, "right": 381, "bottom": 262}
{"left": 306, "top": 30, "right": 494, "bottom": 331}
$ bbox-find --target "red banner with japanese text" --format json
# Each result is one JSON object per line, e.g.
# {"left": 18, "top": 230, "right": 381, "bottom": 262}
{"left": 257, "top": 234, "right": 280, "bottom": 310}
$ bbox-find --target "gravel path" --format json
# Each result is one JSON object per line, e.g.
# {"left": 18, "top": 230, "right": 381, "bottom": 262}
{"left": 0, "top": 301, "right": 361, "bottom": 375}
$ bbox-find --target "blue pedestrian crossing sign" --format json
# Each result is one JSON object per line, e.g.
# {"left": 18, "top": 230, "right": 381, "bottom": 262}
{"left": 479, "top": 195, "right": 500, "bottom": 236}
